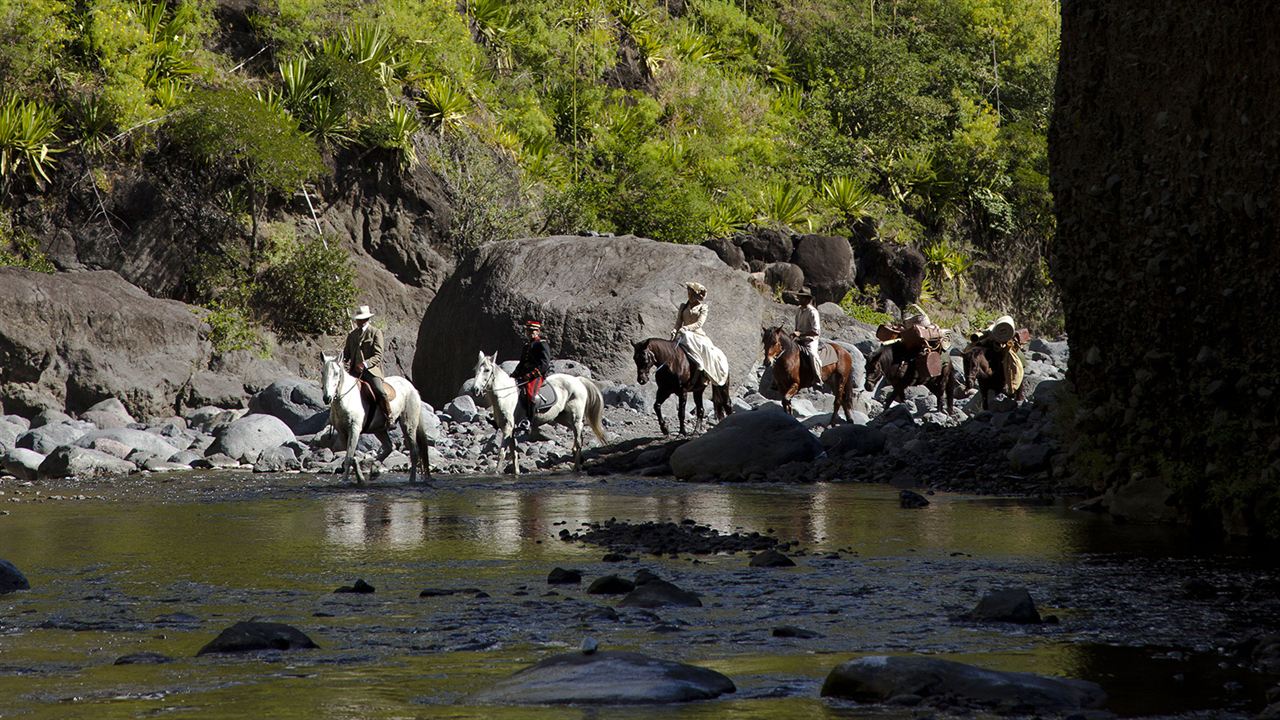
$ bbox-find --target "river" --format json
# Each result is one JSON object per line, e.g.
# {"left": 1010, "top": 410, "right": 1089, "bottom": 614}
{"left": 1, "top": 473, "right": 1276, "bottom": 718}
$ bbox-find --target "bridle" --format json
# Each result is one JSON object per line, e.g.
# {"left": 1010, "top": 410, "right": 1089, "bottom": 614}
{"left": 325, "top": 360, "right": 360, "bottom": 404}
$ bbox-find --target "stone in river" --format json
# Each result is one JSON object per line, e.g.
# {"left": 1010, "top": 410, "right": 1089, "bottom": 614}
{"left": 586, "top": 575, "right": 635, "bottom": 595}
{"left": 749, "top": 550, "right": 796, "bottom": 568}
{"left": 618, "top": 579, "right": 702, "bottom": 608}
{"left": 961, "top": 588, "right": 1043, "bottom": 624}
{"left": 196, "top": 621, "right": 319, "bottom": 655}
{"left": 472, "top": 650, "right": 735, "bottom": 704}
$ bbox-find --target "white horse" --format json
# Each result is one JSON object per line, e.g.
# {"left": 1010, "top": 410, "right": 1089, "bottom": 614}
{"left": 471, "top": 352, "right": 607, "bottom": 475}
{"left": 320, "top": 354, "right": 432, "bottom": 485}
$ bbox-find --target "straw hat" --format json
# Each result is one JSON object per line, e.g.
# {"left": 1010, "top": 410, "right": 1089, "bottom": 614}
{"left": 352, "top": 305, "right": 375, "bottom": 321}
{"left": 685, "top": 281, "right": 707, "bottom": 296}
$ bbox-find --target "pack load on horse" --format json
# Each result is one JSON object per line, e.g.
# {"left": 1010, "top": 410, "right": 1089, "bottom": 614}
{"left": 633, "top": 337, "right": 732, "bottom": 436}
{"left": 962, "top": 314, "right": 1031, "bottom": 410}
{"left": 866, "top": 305, "right": 955, "bottom": 413}
{"left": 321, "top": 306, "right": 432, "bottom": 484}
{"left": 472, "top": 351, "right": 606, "bottom": 476}
{"left": 671, "top": 282, "right": 731, "bottom": 389}
{"left": 761, "top": 291, "right": 860, "bottom": 423}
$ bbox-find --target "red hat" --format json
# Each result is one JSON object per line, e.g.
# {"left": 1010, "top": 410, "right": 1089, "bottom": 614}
{"left": 525, "top": 320, "right": 542, "bottom": 329}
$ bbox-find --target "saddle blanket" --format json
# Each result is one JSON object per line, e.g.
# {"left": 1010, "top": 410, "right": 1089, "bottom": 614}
{"left": 803, "top": 342, "right": 839, "bottom": 366}
{"left": 531, "top": 382, "right": 558, "bottom": 415}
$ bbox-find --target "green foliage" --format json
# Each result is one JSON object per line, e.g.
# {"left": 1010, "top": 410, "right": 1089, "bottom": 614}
{"left": 0, "top": 215, "right": 55, "bottom": 272}
{"left": 256, "top": 237, "right": 358, "bottom": 337}
{"left": 202, "top": 300, "right": 269, "bottom": 355}
{"left": 839, "top": 287, "right": 893, "bottom": 326}
{"left": 418, "top": 77, "right": 472, "bottom": 131}
{"left": 0, "top": 94, "right": 63, "bottom": 189}
{"left": 755, "top": 180, "right": 812, "bottom": 229}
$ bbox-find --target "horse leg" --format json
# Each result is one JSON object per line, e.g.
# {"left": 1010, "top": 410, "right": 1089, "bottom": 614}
{"left": 372, "top": 430, "right": 393, "bottom": 479}
{"left": 572, "top": 418, "right": 584, "bottom": 473}
{"left": 654, "top": 386, "right": 671, "bottom": 436}
{"left": 677, "top": 391, "right": 688, "bottom": 435}
{"left": 693, "top": 387, "right": 706, "bottom": 434}
{"left": 830, "top": 374, "right": 845, "bottom": 424}
{"left": 346, "top": 423, "right": 363, "bottom": 485}
{"left": 401, "top": 418, "right": 419, "bottom": 484}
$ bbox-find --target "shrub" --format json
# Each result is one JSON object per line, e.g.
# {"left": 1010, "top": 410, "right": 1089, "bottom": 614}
{"left": 0, "top": 216, "right": 55, "bottom": 272}
{"left": 0, "top": 93, "right": 63, "bottom": 190}
{"left": 202, "top": 301, "right": 268, "bottom": 355}
{"left": 256, "top": 237, "right": 358, "bottom": 338}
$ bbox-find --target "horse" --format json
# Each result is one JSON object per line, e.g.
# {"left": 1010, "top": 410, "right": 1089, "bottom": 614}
{"left": 961, "top": 344, "right": 1025, "bottom": 411}
{"left": 760, "top": 326, "right": 858, "bottom": 423}
{"left": 471, "top": 352, "right": 606, "bottom": 475}
{"left": 633, "top": 338, "right": 732, "bottom": 436}
{"left": 865, "top": 344, "right": 954, "bottom": 413}
{"left": 319, "top": 354, "right": 432, "bottom": 485}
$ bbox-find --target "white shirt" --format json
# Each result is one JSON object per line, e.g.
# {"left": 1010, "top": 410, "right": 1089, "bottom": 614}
{"left": 795, "top": 304, "right": 820, "bottom": 337}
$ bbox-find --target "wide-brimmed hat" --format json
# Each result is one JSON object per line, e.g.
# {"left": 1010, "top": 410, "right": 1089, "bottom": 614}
{"left": 796, "top": 287, "right": 813, "bottom": 299}
{"left": 352, "top": 305, "right": 375, "bottom": 320}
{"left": 685, "top": 281, "right": 707, "bottom": 296}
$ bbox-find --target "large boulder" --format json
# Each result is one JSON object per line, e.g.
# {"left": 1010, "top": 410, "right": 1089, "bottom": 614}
{"left": 701, "top": 236, "right": 747, "bottom": 271}
{"left": 3, "top": 448, "right": 45, "bottom": 481}
{"left": 75, "top": 429, "right": 180, "bottom": 461}
{"left": 414, "top": 236, "right": 770, "bottom": 405}
{"left": 821, "top": 655, "right": 1105, "bottom": 711}
{"left": 78, "top": 398, "right": 136, "bottom": 429}
{"left": 247, "top": 379, "right": 329, "bottom": 435}
{"left": 38, "top": 446, "right": 135, "bottom": 478}
{"left": 791, "top": 234, "right": 855, "bottom": 304}
{"left": 0, "top": 269, "right": 210, "bottom": 418}
{"left": 207, "top": 414, "right": 295, "bottom": 463}
{"left": 16, "top": 422, "right": 87, "bottom": 454}
{"left": 850, "top": 237, "right": 926, "bottom": 312}
{"left": 196, "top": 621, "right": 319, "bottom": 655}
{"left": 0, "top": 559, "right": 30, "bottom": 594}
{"left": 669, "top": 405, "right": 824, "bottom": 481}
{"left": 472, "top": 651, "right": 736, "bottom": 704}
{"left": 734, "top": 227, "right": 794, "bottom": 265}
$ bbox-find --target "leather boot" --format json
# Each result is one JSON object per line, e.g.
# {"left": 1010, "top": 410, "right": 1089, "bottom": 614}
{"left": 380, "top": 397, "right": 393, "bottom": 424}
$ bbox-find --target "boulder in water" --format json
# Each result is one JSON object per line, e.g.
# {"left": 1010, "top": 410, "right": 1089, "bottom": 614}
{"left": 196, "top": 621, "right": 319, "bottom": 655}
{"left": 586, "top": 575, "right": 635, "bottom": 595}
{"left": 38, "top": 446, "right": 135, "bottom": 478}
{"left": 619, "top": 579, "right": 702, "bottom": 608}
{"left": 207, "top": 414, "right": 295, "bottom": 464}
{"left": 820, "top": 424, "right": 885, "bottom": 456}
{"left": 248, "top": 379, "right": 329, "bottom": 435}
{"left": 3, "top": 448, "right": 45, "bottom": 482}
{"left": 899, "top": 490, "right": 930, "bottom": 509}
{"left": 114, "top": 652, "right": 174, "bottom": 665}
{"left": 547, "top": 568, "right": 583, "bottom": 585}
{"left": 472, "top": 650, "right": 735, "bottom": 704}
{"left": 961, "top": 588, "right": 1043, "bottom": 624}
{"left": 75, "top": 428, "right": 179, "bottom": 461}
{"left": 1, "top": 559, "right": 30, "bottom": 594}
{"left": 749, "top": 550, "right": 796, "bottom": 568}
{"left": 669, "top": 405, "right": 823, "bottom": 481}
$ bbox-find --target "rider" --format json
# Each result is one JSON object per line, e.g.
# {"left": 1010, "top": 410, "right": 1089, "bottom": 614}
{"left": 792, "top": 288, "right": 824, "bottom": 388}
{"left": 513, "top": 319, "right": 551, "bottom": 430}
{"left": 672, "top": 281, "right": 730, "bottom": 386}
{"left": 342, "top": 305, "right": 391, "bottom": 422}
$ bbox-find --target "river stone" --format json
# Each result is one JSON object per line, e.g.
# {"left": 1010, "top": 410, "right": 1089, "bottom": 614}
{"left": 248, "top": 379, "right": 329, "bottom": 435}
{"left": 192, "top": 453, "right": 240, "bottom": 469}
{"left": 670, "top": 405, "right": 823, "bottom": 481}
{"left": 443, "top": 395, "right": 480, "bottom": 423}
{"left": 772, "top": 626, "right": 822, "bottom": 639}
{"left": 821, "top": 655, "right": 1105, "bottom": 710}
{"left": 587, "top": 575, "right": 635, "bottom": 595}
{"left": 196, "top": 621, "right": 319, "bottom": 655}
{"left": 1007, "top": 442, "right": 1053, "bottom": 472}
{"left": 820, "top": 424, "right": 886, "bottom": 455}
{"left": 619, "top": 579, "right": 702, "bottom": 608}
{"left": 254, "top": 445, "right": 300, "bottom": 473}
{"left": 472, "top": 650, "right": 735, "bottom": 705}
{"left": 143, "top": 458, "right": 191, "bottom": 472}
{"left": 208, "top": 414, "right": 295, "bottom": 463}
{"left": 414, "top": 235, "right": 769, "bottom": 406}
{"left": 39, "top": 446, "right": 135, "bottom": 478}
{"left": 0, "top": 417, "right": 24, "bottom": 451}
{"left": 1, "top": 559, "right": 30, "bottom": 594}
{"left": 17, "top": 423, "right": 87, "bottom": 454}
{"left": 3, "top": 448, "right": 45, "bottom": 482}
{"left": 749, "top": 550, "right": 796, "bottom": 568}
{"left": 334, "top": 579, "right": 375, "bottom": 594}
{"left": 79, "top": 398, "right": 136, "bottom": 429}
{"left": 962, "top": 588, "right": 1043, "bottom": 624}
{"left": 547, "top": 568, "right": 582, "bottom": 584}
{"left": 899, "top": 490, "right": 930, "bottom": 509}
{"left": 75, "top": 429, "right": 179, "bottom": 461}
{"left": 114, "top": 652, "right": 174, "bottom": 665}
{"left": 30, "top": 409, "right": 74, "bottom": 429}
{"left": 1, "top": 414, "right": 30, "bottom": 431}
{"left": 168, "top": 450, "right": 201, "bottom": 466}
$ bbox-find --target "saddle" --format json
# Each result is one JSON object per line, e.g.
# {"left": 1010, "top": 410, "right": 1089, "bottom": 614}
{"left": 530, "top": 382, "right": 558, "bottom": 415}
{"left": 801, "top": 341, "right": 839, "bottom": 366}
{"left": 358, "top": 380, "right": 397, "bottom": 431}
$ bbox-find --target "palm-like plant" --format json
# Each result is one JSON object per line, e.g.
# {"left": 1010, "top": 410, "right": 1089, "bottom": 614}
{"left": 705, "top": 201, "right": 751, "bottom": 239}
{"left": 467, "top": 0, "right": 514, "bottom": 70}
{"left": 822, "top": 176, "right": 874, "bottom": 225}
{"left": 0, "top": 94, "right": 63, "bottom": 189}
{"left": 382, "top": 103, "right": 422, "bottom": 168}
{"left": 299, "top": 93, "right": 352, "bottom": 147}
{"left": 755, "top": 180, "right": 812, "bottom": 229}
{"left": 922, "top": 240, "right": 974, "bottom": 298}
{"left": 418, "top": 78, "right": 472, "bottom": 132}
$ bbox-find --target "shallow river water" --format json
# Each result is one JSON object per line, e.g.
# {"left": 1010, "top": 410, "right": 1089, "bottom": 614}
{"left": 1, "top": 473, "right": 1277, "bottom": 719}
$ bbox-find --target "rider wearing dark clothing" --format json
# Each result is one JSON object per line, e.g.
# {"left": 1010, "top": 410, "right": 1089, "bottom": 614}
{"left": 513, "top": 320, "right": 552, "bottom": 425}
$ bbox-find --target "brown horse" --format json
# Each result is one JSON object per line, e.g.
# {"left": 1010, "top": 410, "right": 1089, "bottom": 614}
{"left": 961, "top": 344, "right": 1025, "bottom": 411}
{"left": 760, "top": 326, "right": 858, "bottom": 423}
{"left": 633, "top": 338, "right": 732, "bottom": 435}
{"left": 866, "top": 343, "right": 954, "bottom": 413}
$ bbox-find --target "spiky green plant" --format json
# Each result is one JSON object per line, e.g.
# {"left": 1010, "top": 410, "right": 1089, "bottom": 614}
{"left": 0, "top": 94, "right": 63, "bottom": 188}
{"left": 382, "top": 103, "right": 422, "bottom": 168}
{"left": 279, "top": 57, "right": 322, "bottom": 110}
{"left": 69, "top": 94, "right": 112, "bottom": 155}
{"left": 467, "top": 0, "right": 514, "bottom": 69}
{"left": 299, "top": 93, "right": 352, "bottom": 146}
{"left": 705, "top": 201, "right": 752, "bottom": 239}
{"left": 822, "top": 176, "right": 874, "bottom": 225}
{"left": 341, "top": 23, "right": 396, "bottom": 68}
{"left": 755, "top": 180, "right": 812, "bottom": 229}
{"left": 418, "top": 77, "right": 471, "bottom": 132}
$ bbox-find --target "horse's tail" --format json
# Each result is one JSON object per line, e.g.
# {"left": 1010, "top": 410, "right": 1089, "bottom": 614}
{"left": 582, "top": 379, "right": 607, "bottom": 444}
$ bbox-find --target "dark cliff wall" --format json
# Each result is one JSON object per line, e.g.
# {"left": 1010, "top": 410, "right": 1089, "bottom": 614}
{"left": 1051, "top": 4, "right": 1280, "bottom": 535}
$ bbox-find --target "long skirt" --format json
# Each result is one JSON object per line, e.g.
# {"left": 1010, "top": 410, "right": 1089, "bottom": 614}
{"left": 676, "top": 330, "right": 730, "bottom": 386}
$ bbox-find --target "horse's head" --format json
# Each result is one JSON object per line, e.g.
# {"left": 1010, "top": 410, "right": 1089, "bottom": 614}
{"left": 760, "top": 326, "right": 784, "bottom": 366}
{"left": 961, "top": 346, "right": 986, "bottom": 391}
{"left": 472, "top": 351, "right": 499, "bottom": 394}
{"left": 864, "top": 348, "right": 884, "bottom": 391}
{"left": 319, "top": 353, "right": 343, "bottom": 405}
{"left": 633, "top": 340, "right": 655, "bottom": 385}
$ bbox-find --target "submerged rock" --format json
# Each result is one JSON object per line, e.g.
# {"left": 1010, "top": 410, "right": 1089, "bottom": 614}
{"left": 334, "top": 579, "right": 375, "bottom": 594}
{"left": 207, "top": 414, "right": 295, "bottom": 464}
{"left": 669, "top": 405, "right": 823, "bottom": 481}
{"left": 472, "top": 650, "right": 735, "bottom": 705}
{"left": 114, "top": 652, "right": 174, "bottom": 665}
{"left": 962, "top": 588, "right": 1043, "bottom": 624}
{"left": 547, "top": 568, "right": 583, "bottom": 585}
{"left": 0, "top": 559, "right": 30, "bottom": 594}
{"left": 619, "top": 579, "right": 702, "bottom": 608}
{"left": 899, "top": 490, "right": 930, "bottom": 509}
{"left": 821, "top": 655, "right": 1105, "bottom": 710}
{"left": 772, "top": 626, "right": 822, "bottom": 639}
{"left": 748, "top": 550, "right": 796, "bottom": 568}
{"left": 587, "top": 575, "right": 635, "bottom": 595}
{"left": 196, "top": 621, "right": 319, "bottom": 655}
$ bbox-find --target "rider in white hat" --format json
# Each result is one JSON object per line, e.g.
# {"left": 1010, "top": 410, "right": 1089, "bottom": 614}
{"left": 342, "top": 305, "right": 391, "bottom": 422}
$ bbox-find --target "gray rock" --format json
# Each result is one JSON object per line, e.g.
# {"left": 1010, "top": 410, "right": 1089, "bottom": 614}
{"left": 196, "top": 621, "right": 319, "bottom": 655}
{"left": 17, "top": 422, "right": 87, "bottom": 454}
{"left": 820, "top": 425, "right": 886, "bottom": 456}
{"left": 1028, "top": 338, "right": 1069, "bottom": 370}
{"left": 114, "top": 652, "right": 174, "bottom": 665}
{"left": 701, "top": 236, "right": 748, "bottom": 271}
{"left": 670, "top": 405, "right": 823, "bottom": 481}
{"left": 1007, "top": 442, "right": 1053, "bottom": 472}
{"left": 472, "top": 650, "right": 735, "bottom": 704}
{"left": 764, "top": 261, "right": 805, "bottom": 294}
{"left": 75, "top": 429, "right": 179, "bottom": 461}
{"left": 253, "top": 445, "right": 300, "bottom": 473}
{"left": 551, "top": 359, "right": 594, "bottom": 378}
{"left": 791, "top": 234, "right": 855, "bottom": 304}
{"left": 248, "top": 379, "right": 329, "bottom": 434}
{"left": 3, "top": 448, "right": 45, "bottom": 481}
{"left": 963, "top": 588, "right": 1043, "bottom": 623}
{"left": 0, "top": 559, "right": 30, "bottom": 594}
{"left": 0, "top": 417, "right": 24, "bottom": 451}
{"left": 1, "top": 415, "right": 30, "bottom": 431}
{"left": 899, "top": 490, "right": 930, "bottom": 509}
{"left": 143, "top": 458, "right": 191, "bottom": 472}
{"left": 29, "top": 409, "right": 74, "bottom": 429}
{"left": 79, "top": 398, "right": 136, "bottom": 429}
{"left": 414, "top": 236, "right": 770, "bottom": 406}
{"left": 207, "top": 414, "right": 295, "bottom": 463}
{"left": 821, "top": 655, "right": 1104, "bottom": 710}
{"left": 379, "top": 451, "right": 411, "bottom": 472}
{"left": 38, "top": 446, "right": 135, "bottom": 478}
{"left": 587, "top": 575, "right": 635, "bottom": 595}
{"left": 736, "top": 226, "right": 794, "bottom": 265}
{"left": 749, "top": 550, "right": 796, "bottom": 568}
{"left": 619, "top": 579, "right": 702, "bottom": 608}
{"left": 443, "top": 395, "right": 480, "bottom": 423}
{"left": 192, "top": 453, "right": 241, "bottom": 470}
{"left": 1103, "top": 475, "right": 1179, "bottom": 523}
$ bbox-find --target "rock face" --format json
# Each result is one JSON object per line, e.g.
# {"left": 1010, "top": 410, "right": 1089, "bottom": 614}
{"left": 0, "top": 269, "right": 209, "bottom": 418}
{"left": 0, "top": 559, "right": 30, "bottom": 594}
{"left": 472, "top": 651, "right": 736, "bottom": 704}
{"left": 207, "top": 414, "right": 295, "bottom": 463}
{"left": 821, "top": 655, "right": 1105, "bottom": 711}
{"left": 1051, "top": 5, "right": 1280, "bottom": 536}
{"left": 196, "top": 621, "right": 319, "bottom": 655}
{"left": 669, "top": 406, "right": 823, "bottom": 481}
{"left": 791, "top": 234, "right": 855, "bottom": 304}
{"left": 414, "top": 236, "right": 769, "bottom": 405}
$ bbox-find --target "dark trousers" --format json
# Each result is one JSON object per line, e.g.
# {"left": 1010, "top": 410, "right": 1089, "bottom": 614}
{"left": 360, "top": 370, "right": 389, "bottom": 411}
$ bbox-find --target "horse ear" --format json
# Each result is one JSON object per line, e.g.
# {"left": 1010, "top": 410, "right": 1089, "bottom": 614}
{"left": 490, "top": 352, "right": 499, "bottom": 364}
{"left": 477, "top": 351, "right": 486, "bottom": 363}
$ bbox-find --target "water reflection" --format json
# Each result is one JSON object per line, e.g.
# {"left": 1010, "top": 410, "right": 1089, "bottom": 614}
{"left": 324, "top": 496, "right": 426, "bottom": 548}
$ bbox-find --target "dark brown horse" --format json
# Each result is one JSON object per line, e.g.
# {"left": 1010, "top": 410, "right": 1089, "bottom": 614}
{"left": 760, "top": 326, "right": 858, "bottom": 422}
{"left": 633, "top": 338, "right": 732, "bottom": 435}
{"left": 866, "top": 343, "right": 954, "bottom": 413}
{"left": 961, "top": 344, "right": 1025, "bottom": 411}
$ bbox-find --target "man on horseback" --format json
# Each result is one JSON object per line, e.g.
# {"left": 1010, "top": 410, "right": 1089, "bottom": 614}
{"left": 672, "top": 281, "right": 730, "bottom": 387}
{"left": 513, "top": 319, "right": 551, "bottom": 430}
{"left": 342, "top": 305, "right": 391, "bottom": 423}
{"left": 792, "top": 288, "right": 824, "bottom": 388}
